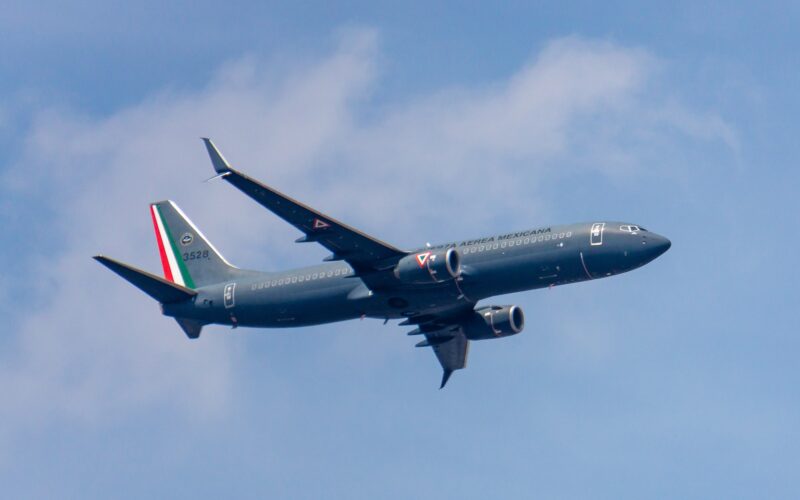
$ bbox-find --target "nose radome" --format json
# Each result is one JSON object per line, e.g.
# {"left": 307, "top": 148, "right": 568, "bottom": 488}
{"left": 651, "top": 234, "right": 671, "bottom": 258}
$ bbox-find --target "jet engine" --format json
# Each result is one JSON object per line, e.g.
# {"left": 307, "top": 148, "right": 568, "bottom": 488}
{"left": 394, "top": 247, "right": 461, "bottom": 284}
{"left": 463, "top": 305, "right": 525, "bottom": 340}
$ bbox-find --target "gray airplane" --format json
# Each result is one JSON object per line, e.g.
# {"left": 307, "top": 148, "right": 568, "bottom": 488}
{"left": 95, "top": 139, "right": 671, "bottom": 388}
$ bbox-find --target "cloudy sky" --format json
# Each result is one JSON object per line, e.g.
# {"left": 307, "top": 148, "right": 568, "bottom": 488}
{"left": 1, "top": 2, "right": 798, "bottom": 498}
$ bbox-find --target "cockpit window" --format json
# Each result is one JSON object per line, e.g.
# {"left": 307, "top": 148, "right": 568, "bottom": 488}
{"left": 620, "top": 225, "right": 644, "bottom": 233}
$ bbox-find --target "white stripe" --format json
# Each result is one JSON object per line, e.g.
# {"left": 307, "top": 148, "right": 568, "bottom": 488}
{"left": 579, "top": 251, "right": 593, "bottom": 280}
{"left": 152, "top": 205, "right": 185, "bottom": 286}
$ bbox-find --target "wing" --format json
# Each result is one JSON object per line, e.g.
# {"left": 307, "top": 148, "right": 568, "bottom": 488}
{"left": 202, "top": 138, "right": 407, "bottom": 273}
{"left": 406, "top": 303, "right": 475, "bottom": 388}
{"left": 426, "top": 330, "right": 469, "bottom": 389}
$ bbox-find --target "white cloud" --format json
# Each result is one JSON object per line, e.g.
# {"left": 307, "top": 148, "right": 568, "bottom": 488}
{"left": 0, "top": 30, "right": 735, "bottom": 439}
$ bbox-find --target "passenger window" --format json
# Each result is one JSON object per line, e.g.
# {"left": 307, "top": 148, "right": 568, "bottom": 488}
{"left": 500, "top": 242, "right": 507, "bottom": 248}
{"left": 278, "top": 279, "right": 284, "bottom": 285}
{"left": 493, "top": 243, "right": 499, "bottom": 250}
{"left": 479, "top": 245, "right": 485, "bottom": 252}
{"left": 312, "top": 273, "right": 318, "bottom": 279}
{"left": 291, "top": 277, "right": 297, "bottom": 283}
{"left": 327, "top": 271, "right": 333, "bottom": 277}
{"left": 524, "top": 238, "right": 530, "bottom": 244}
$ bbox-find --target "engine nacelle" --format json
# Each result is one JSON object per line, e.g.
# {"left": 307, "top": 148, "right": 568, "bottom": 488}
{"left": 463, "top": 305, "right": 525, "bottom": 340}
{"left": 394, "top": 247, "right": 461, "bottom": 284}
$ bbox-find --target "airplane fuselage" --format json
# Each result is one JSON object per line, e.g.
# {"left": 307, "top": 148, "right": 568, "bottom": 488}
{"left": 96, "top": 138, "right": 672, "bottom": 387}
{"left": 163, "top": 221, "right": 670, "bottom": 328}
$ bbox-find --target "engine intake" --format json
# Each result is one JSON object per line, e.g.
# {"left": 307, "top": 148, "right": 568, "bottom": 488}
{"left": 394, "top": 247, "right": 461, "bottom": 284}
{"left": 463, "top": 305, "right": 525, "bottom": 340}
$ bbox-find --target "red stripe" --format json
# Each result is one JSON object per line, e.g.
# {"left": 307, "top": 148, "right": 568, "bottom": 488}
{"left": 150, "top": 205, "right": 174, "bottom": 282}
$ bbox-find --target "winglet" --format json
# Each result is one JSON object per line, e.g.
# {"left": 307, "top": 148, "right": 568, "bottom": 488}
{"left": 202, "top": 138, "right": 232, "bottom": 174}
{"left": 440, "top": 369, "right": 454, "bottom": 389}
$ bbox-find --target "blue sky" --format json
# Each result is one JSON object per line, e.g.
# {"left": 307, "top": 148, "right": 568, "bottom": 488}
{"left": 1, "top": 2, "right": 798, "bottom": 499}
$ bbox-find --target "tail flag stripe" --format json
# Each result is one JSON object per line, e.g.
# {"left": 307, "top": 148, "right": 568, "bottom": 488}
{"left": 150, "top": 205, "right": 175, "bottom": 282}
{"left": 162, "top": 209, "right": 196, "bottom": 288}
{"left": 150, "top": 204, "right": 196, "bottom": 288}
{"left": 151, "top": 204, "right": 184, "bottom": 286}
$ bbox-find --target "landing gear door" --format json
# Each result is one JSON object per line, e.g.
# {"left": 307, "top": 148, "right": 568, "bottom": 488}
{"left": 223, "top": 283, "right": 236, "bottom": 309}
{"left": 590, "top": 223, "right": 606, "bottom": 246}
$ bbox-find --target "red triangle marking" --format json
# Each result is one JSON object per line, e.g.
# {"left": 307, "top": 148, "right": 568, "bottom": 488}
{"left": 416, "top": 252, "right": 431, "bottom": 268}
{"left": 313, "top": 219, "right": 330, "bottom": 229}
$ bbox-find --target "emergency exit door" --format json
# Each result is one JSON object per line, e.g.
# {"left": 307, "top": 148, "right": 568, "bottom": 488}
{"left": 223, "top": 283, "right": 236, "bottom": 309}
{"left": 590, "top": 223, "right": 605, "bottom": 246}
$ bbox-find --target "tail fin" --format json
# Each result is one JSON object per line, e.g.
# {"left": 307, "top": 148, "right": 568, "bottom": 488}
{"left": 94, "top": 256, "right": 196, "bottom": 303}
{"left": 150, "top": 200, "right": 239, "bottom": 288}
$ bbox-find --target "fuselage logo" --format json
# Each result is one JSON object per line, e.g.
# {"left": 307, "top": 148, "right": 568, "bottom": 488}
{"left": 180, "top": 233, "right": 194, "bottom": 246}
{"left": 416, "top": 252, "right": 431, "bottom": 268}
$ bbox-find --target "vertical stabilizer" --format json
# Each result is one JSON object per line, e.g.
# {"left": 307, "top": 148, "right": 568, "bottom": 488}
{"left": 150, "top": 201, "right": 240, "bottom": 288}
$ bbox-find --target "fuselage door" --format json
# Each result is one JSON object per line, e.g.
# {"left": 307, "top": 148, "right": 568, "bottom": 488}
{"left": 590, "top": 223, "right": 606, "bottom": 246}
{"left": 223, "top": 283, "right": 236, "bottom": 309}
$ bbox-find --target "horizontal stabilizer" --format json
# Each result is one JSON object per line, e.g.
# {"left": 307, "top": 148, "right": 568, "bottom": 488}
{"left": 94, "top": 255, "right": 197, "bottom": 303}
{"left": 175, "top": 317, "right": 204, "bottom": 339}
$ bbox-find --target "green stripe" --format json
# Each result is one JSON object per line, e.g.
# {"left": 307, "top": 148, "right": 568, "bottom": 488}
{"left": 156, "top": 205, "right": 196, "bottom": 289}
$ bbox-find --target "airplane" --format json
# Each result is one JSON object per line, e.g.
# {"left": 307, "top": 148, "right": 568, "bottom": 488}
{"left": 95, "top": 138, "right": 671, "bottom": 388}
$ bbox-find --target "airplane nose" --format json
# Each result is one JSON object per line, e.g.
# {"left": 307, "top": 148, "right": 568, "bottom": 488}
{"left": 650, "top": 234, "right": 671, "bottom": 258}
